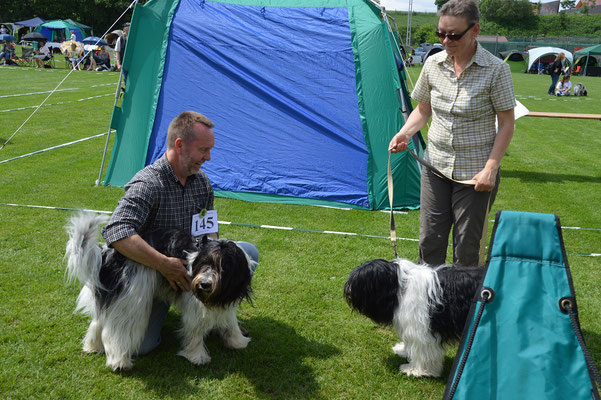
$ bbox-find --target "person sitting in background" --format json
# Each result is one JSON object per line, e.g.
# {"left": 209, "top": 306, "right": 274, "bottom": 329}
{"left": 93, "top": 46, "right": 111, "bottom": 71}
{"left": 0, "top": 41, "right": 15, "bottom": 65}
{"left": 77, "top": 50, "right": 94, "bottom": 70}
{"left": 34, "top": 41, "right": 52, "bottom": 68}
{"left": 66, "top": 42, "right": 82, "bottom": 69}
{"left": 555, "top": 75, "right": 572, "bottom": 97}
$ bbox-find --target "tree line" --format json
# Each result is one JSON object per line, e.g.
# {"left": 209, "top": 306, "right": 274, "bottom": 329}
{"left": 2, "top": 0, "right": 138, "bottom": 36}
{"left": 391, "top": 6, "right": 601, "bottom": 46}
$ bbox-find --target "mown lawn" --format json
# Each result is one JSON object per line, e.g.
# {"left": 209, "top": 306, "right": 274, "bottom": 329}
{"left": 0, "top": 65, "right": 600, "bottom": 399}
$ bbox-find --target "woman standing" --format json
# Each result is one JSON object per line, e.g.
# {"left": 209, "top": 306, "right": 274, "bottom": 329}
{"left": 388, "top": 0, "right": 515, "bottom": 267}
{"left": 548, "top": 53, "right": 565, "bottom": 95}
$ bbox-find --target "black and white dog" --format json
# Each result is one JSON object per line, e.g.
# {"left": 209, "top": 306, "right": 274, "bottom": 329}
{"left": 344, "top": 258, "right": 483, "bottom": 377}
{"left": 65, "top": 213, "right": 254, "bottom": 370}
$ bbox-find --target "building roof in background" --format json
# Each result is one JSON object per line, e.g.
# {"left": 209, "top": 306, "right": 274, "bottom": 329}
{"left": 576, "top": 0, "right": 601, "bottom": 7}
{"left": 540, "top": 1, "right": 560, "bottom": 15}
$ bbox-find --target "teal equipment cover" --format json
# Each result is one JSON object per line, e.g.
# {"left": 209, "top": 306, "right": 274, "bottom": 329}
{"left": 444, "top": 211, "right": 600, "bottom": 400}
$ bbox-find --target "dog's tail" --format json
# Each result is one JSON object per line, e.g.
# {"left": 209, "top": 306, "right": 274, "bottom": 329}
{"left": 65, "top": 212, "right": 109, "bottom": 288}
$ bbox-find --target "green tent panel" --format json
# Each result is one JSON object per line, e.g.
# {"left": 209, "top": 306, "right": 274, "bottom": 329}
{"left": 35, "top": 20, "right": 85, "bottom": 42}
{"left": 103, "top": 0, "right": 423, "bottom": 210}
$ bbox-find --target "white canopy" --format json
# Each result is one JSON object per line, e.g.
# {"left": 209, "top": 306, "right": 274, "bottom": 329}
{"left": 527, "top": 47, "right": 573, "bottom": 71}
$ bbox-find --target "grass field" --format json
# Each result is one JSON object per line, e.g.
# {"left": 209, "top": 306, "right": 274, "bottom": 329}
{"left": 0, "top": 65, "right": 600, "bottom": 399}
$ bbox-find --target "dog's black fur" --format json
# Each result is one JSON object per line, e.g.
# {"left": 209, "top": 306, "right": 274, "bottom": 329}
{"left": 344, "top": 259, "right": 484, "bottom": 343}
{"left": 97, "top": 229, "right": 252, "bottom": 309}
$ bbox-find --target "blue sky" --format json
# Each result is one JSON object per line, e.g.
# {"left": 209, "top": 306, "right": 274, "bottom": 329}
{"left": 380, "top": 0, "right": 438, "bottom": 13}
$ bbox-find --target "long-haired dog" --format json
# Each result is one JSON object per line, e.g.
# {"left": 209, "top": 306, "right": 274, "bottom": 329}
{"left": 344, "top": 258, "right": 483, "bottom": 377}
{"left": 65, "top": 213, "right": 254, "bottom": 370}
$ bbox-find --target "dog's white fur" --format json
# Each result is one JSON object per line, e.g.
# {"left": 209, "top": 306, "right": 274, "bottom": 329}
{"left": 65, "top": 213, "right": 250, "bottom": 370}
{"left": 391, "top": 259, "right": 445, "bottom": 377}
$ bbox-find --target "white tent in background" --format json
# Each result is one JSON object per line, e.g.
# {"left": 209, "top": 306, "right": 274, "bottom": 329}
{"left": 527, "top": 47, "right": 573, "bottom": 72}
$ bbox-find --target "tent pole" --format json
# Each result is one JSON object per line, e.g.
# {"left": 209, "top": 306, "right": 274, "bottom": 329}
{"left": 95, "top": 70, "right": 125, "bottom": 187}
{"left": 95, "top": 0, "right": 138, "bottom": 186}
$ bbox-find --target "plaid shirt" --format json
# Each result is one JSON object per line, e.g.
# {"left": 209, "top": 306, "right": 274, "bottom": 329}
{"left": 412, "top": 43, "right": 515, "bottom": 180}
{"left": 102, "top": 154, "right": 214, "bottom": 246}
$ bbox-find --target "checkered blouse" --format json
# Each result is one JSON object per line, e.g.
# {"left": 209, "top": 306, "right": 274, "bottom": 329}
{"left": 412, "top": 43, "right": 516, "bottom": 181}
{"left": 102, "top": 154, "right": 214, "bottom": 246}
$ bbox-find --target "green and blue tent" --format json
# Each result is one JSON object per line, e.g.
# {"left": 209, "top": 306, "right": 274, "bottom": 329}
{"left": 101, "top": 0, "right": 424, "bottom": 210}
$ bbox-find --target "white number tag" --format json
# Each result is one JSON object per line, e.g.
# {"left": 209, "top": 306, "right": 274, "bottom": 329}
{"left": 191, "top": 210, "right": 218, "bottom": 236}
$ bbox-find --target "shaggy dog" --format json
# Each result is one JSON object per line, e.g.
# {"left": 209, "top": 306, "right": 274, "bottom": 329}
{"left": 344, "top": 258, "right": 483, "bottom": 377}
{"left": 65, "top": 213, "right": 254, "bottom": 370}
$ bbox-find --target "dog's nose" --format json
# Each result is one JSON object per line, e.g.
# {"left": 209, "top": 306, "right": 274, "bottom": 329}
{"left": 200, "top": 280, "right": 211, "bottom": 290}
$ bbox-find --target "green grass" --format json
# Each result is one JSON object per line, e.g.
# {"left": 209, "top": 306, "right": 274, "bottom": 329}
{"left": 1, "top": 65, "right": 600, "bottom": 399}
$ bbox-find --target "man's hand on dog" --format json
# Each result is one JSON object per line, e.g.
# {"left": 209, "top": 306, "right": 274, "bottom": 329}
{"left": 161, "top": 257, "right": 192, "bottom": 292}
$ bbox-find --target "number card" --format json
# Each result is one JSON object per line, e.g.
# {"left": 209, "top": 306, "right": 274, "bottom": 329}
{"left": 191, "top": 210, "right": 218, "bottom": 236}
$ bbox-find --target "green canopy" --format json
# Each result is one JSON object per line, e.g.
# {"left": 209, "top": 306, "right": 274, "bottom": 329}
{"left": 574, "top": 44, "right": 601, "bottom": 76}
{"left": 575, "top": 44, "right": 601, "bottom": 56}
{"left": 34, "top": 20, "right": 85, "bottom": 42}
{"left": 65, "top": 19, "right": 93, "bottom": 37}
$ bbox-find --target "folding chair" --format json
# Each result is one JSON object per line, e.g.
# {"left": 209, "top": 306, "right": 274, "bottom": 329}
{"left": 43, "top": 53, "right": 55, "bottom": 68}
{"left": 14, "top": 47, "right": 34, "bottom": 67}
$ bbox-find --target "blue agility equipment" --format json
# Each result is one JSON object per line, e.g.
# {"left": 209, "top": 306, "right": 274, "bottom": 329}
{"left": 444, "top": 211, "right": 601, "bottom": 400}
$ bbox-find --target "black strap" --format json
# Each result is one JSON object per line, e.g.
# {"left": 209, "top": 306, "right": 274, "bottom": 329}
{"left": 565, "top": 302, "right": 601, "bottom": 397}
{"left": 446, "top": 289, "right": 492, "bottom": 400}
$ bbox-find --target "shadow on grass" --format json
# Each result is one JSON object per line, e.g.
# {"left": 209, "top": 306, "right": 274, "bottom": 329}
{"left": 121, "top": 314, "right": 341, "bottom": 398}
{"left": 503, "top": 169, "right": 601, "bottom": 184}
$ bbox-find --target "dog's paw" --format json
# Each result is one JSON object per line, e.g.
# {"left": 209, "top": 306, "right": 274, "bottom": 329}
{"left": 399, "top": 363, "right": 440, "bottom": 378}
{"left": 225, "top": 333, "right": 250, "bottom": 350}
{"left": 106, "top": 357, "right": 133, "bottom": 371}
{"left": 83, "top": 342, "right": 105, "bottom": 354}
{"left": 392, "top": 342, "right": 407, "bottom": 358}
{"left": 178, "top": 349, "right": 211, "bottom": 365}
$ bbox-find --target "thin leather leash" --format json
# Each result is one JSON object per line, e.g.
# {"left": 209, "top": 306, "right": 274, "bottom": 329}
{"left": 388, "top": 150, "right": 491, "bottom": 265}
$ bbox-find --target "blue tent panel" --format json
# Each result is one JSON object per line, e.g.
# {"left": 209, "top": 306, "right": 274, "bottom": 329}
{"left": 146, "top": 0, "right": 369, "bottom": 207}
{"left": 14, "top": 17, "right": 46, "bottom": 27}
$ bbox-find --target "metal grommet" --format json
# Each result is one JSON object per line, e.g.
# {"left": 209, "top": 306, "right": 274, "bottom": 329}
{"left": 559, "top": 297, "right": 573, "bottom": 314}
{"left": 480, "top": 287, "right": 495, "bottom": 303}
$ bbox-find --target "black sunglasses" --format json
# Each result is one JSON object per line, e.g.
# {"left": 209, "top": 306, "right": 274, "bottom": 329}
{"left": 435, "top": 23, "right": 475, "bottom": 41}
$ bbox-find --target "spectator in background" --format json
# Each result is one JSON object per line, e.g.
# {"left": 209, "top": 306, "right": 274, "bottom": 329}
{"left": 0, "top": 25, "right": 9, "bottom": 34}
{"left": 115, "top": 23, "right": 129, "bottom": 73}
{"left": 34, "top": 40, "right": 52, "bottom": 68}
{"left": 70, "top": 30, "right": 76, "bottom": 41}
{"left": 0, "top": 41, "right": 15, "bottom": 65}
{"left": 66, "top": 42, "right": 83, "bottom": 70}
{"left": 555, "top": 75, "right": 572, "bottom": 96}
{"left": 93, "top": 46, "right": 111, "bottom": 71}
{"left": 547, "top": 52, "right": 565, "bottom": 95}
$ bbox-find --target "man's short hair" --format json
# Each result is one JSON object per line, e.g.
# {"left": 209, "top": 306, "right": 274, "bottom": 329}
{"left": 167, "top": 111, "right": 215, "bottom": 149}
{"left": 438, "top": 0, "right": 480, "bottom": 25}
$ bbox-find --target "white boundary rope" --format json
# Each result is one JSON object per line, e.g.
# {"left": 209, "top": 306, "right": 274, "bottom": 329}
{"left": 0, "top": 93, "right": 114, "bottom": 113}
{"left": 0, "top": 131, "right": 111, "bottom": 164}
{"left": 0, "top": 88, "right": 78, "bottom": 98}
{"left": 0, "top": 0, "right": 137, "bottom": 151}
{"left": 1, "top": 203, "right": 599, "bottom": 256}
{"left": 0, "top": 82, "right": 117, "bottom": 100}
